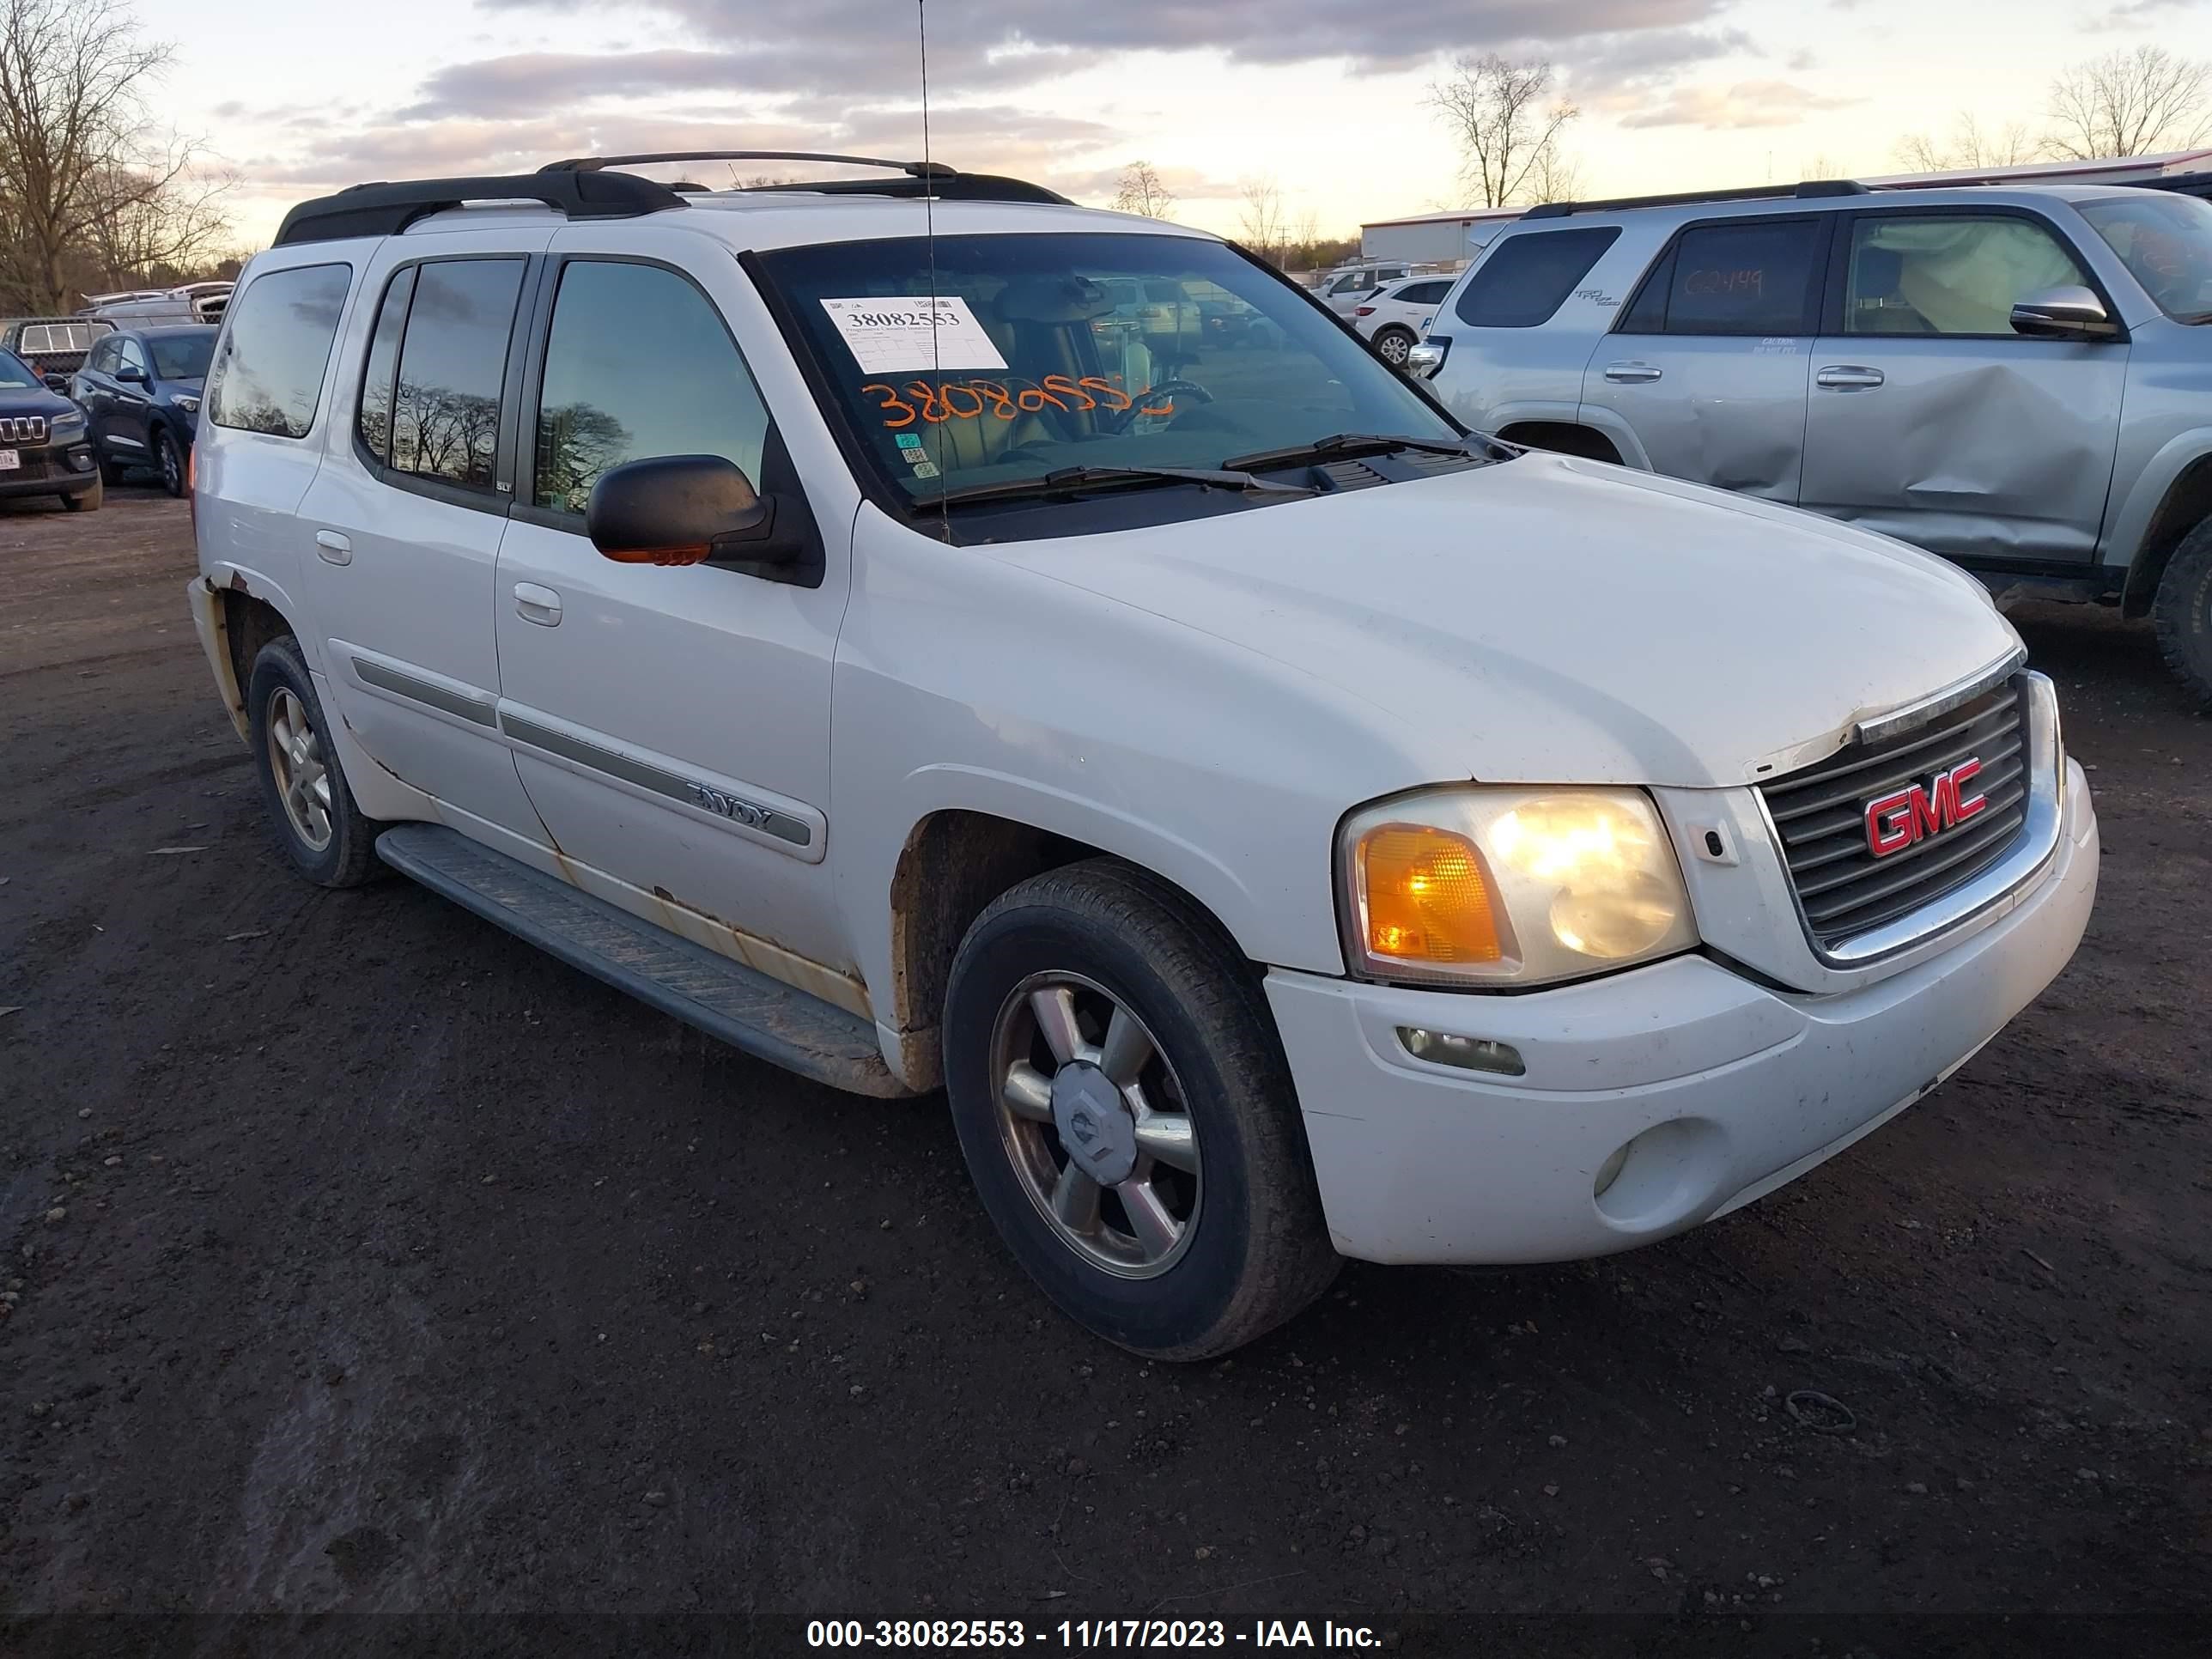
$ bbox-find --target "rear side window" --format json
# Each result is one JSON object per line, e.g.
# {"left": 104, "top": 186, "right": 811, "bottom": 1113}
{"left": 387, "top": 258, "right": 526, "bottom": 489}
{"left": 1400, "top": 280, "right": 1451, "bottom": 305}
{"left": 356, "top": 266, "right": 416, "bottom": 465}
{"left": 1454, "top": 228, "right": 1620, "bottom": 327}
{"left": 531, "top": 259, "right": 769, "bottom": 517}
{"left": 1621, "top": 218, "right": 1826, "bottom": 337}
{"left": 207, "top": 263, "right": 353, "bottom": 439}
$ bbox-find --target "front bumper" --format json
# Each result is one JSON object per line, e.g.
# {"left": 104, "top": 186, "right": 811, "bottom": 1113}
{"left": 0, "top": 441, "right": 98, "bottom": 495}
{"left": 1268, "top": 758, "right": 2099, "bottom": 1265}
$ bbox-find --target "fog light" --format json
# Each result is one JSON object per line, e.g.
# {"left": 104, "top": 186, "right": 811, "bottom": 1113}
{"left": 1396, "top": 1026, "right": 1524, "bottom": 1077}
{"left": 1593, "top": 1143, "right": 1629, "bottom": 1199}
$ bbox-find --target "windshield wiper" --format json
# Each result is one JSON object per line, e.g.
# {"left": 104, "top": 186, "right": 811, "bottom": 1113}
{"left": 1221, "top": 432, "right": 1505, "bottom": 471}
{"left": 926, "top": 464, "right": 1317, "bottom": 509}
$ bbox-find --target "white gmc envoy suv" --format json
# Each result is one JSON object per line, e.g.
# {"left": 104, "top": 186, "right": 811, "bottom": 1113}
{"left": 186, "top": 155, "right": 2099, "bottom": 1358}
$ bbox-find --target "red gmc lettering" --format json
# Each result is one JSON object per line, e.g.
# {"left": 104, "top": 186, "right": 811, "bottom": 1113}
{"left": 1863, "top": 758, "right": 1987, "bottom": 857}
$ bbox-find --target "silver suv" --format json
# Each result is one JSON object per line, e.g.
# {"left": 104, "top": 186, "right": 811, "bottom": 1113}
{"left": 1416, "top": 179, "right": 2212, "bottom": 701}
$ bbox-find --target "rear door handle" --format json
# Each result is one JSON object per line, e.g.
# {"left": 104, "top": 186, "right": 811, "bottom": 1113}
{"left": 1603, "top": 362, "right": 1663, "bottom": 384}
{"left": 1816, "top": 365, "right": 1886, "bottom": 390}
{"left": 313, "top": 529, "right": 351, "bottom": 566}
{"left": 514, "top": 582, "right": 562, "bottom": 627}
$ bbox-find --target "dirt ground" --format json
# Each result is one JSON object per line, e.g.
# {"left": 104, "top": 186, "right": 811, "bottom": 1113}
{"left": 1, "top": 490, "right": 2206, "bottom": 1656}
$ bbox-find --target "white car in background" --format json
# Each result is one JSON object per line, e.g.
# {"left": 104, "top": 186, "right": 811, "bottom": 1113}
{"left": 1351, "top": 275, "right": 1455, "bottom": 366}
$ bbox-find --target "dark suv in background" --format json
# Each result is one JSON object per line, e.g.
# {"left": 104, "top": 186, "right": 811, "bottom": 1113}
{"left": 0, "top": 346, "right": 100, "bottom": 510}
{"left": 71, "top": 325, "right": 214, "bottom": 497}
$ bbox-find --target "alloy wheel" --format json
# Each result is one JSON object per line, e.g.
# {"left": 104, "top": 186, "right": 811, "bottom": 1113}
{"left": 990, "top": 971, "right": 1202, "bottom": 1278}
{"left": 265, "top": 686, "right": 334, "bottom": 851}
{"left": 1377, "top": 332, "right": 1411, "bottom": 366}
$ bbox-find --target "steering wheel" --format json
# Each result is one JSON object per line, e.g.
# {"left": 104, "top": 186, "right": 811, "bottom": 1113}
{"left": 1099, "top": 379, "right": 1213, "bottom": 434}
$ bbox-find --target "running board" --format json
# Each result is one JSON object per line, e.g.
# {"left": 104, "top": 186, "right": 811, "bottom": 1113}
{"left": 375, "top": 824, "right": 910, "bottom": 1097}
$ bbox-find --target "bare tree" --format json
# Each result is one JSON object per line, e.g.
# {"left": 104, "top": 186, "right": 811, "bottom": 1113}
{"left": 1894, "top": 112, "right": 2038, "bottom": 173}
{"left": 1111, "top": 161, "right": 1176, "bottom": 219}
{"left": 1425, "top": 54, "right": 1580, "bottom": 209}
{"left": 1530, "top": 143, "right": 1583, "bottom": 204}
{"left": 1236, "top": 175, "right": 1286, "bottom": 266}
{"left": 0, "top": 0, "right": 228, "bottom": 312}
{"left": 2045, "top": 46, "right": 2212, "bottom": 161}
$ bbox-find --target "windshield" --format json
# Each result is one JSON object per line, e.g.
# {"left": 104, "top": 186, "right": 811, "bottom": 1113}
{"left": 757, "top": 232, "right": 1460, "bottom": 507}
{"left": 2079, "top": 193, "right": 2212, "bottom": 321}
{"left": 0, "top": 350, "right": 38, "bottom": 389}
{"left": 150, "top": 333, "right": 215, "bottom": 380}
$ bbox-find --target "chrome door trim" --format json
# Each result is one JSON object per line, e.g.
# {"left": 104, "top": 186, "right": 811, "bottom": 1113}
{"left": 351, "top": 655, "right": 497, "bottom": 726}
{"left": 498, "top": 712, "right": 814, "bottom": 850}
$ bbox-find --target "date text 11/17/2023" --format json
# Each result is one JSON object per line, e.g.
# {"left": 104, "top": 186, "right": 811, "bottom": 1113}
{"left": 804, "top": 1618, "right": 1382, "bottom": 1649}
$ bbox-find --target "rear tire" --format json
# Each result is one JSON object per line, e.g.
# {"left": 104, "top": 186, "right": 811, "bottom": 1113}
{"left": 944, "top": 860, "right": 1339, "bottom": 1360}
{"left": 155, "top": 429, "right": 185, "bottom": 498}
{"left": 60, "top": 477, "right": 100, "bottom": 512}
{"left": 2153, "top": 518, "right": 2212, "bottom": 707}
{"left": 1373, "top": 326, "right": 1417, "bottom": 368}
{"left": 247, "top": 635, "right": 386, "bottom": 887}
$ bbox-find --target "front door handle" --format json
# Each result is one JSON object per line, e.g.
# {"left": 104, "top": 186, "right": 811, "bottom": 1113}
{"left": 313, "top": 529, "right": 351, "bottom": 566}
{"left": 514, "top": 582, "right": 562, "bottom": 627}
{"left": 1603, "top": 361, "right": 1663, "bottom": 384}
{"left": 1816, "top": 365, "right": 1886, "bottom": 390}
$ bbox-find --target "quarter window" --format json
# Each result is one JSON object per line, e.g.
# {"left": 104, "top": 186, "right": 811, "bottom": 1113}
{"left": 1455, "top": 228, "right": 1620, "bottom": 328}
{"left": 1625, "top": 218, "right": 1826, "bottom": 337}
{"left": 207, "top": 262, "right": 353, "bottom": 439}
{"left": 530, "top": 259, "right": 769, "bottom": 517}
{"left": 1844, "top": 215, "right": 2091, "bottom": 336}
{"left": 386, "top": 258, "right": 526, "bottom": 489}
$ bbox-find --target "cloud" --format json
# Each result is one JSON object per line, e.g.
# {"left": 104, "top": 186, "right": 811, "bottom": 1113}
{"left": 1617, "top": 79, "right": 1861, "bottom": 129}
{"left": 479, "top": 0, "right": 1737, "bottom": 87}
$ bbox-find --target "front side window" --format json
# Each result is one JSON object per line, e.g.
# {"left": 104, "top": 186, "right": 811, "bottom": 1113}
{"left": 532, "top": 259, "right": 770, "bottom": 516}
{"left": 207, "top": 262, "right": 353, "bottom": 439}
{"left": 1625, "top": 218, "right": 1826, "bottom": 337}
{"left": 1455, "top": 228, "right": 1620, "bottom": 328}
{"left": 1844, "top": 215, "right": 2090, "bottom": 336}
{"left": 118, "top": 339, "right": 148, "bottom": 375}
{"left": 755, "top": 232, "right": 1462, "bottom": 515}
{"left": 2079, "top": 192, "right": 2212, "bottom": 322}
{"left": 387, "top": 258, "right": 526, "bottom": 489}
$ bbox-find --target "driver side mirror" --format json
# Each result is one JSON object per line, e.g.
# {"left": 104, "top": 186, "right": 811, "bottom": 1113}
{"left": 117, "top": 363, "right": 147, "bottom": 383}
{"left": 2010, "top": 285, "right": 2118, "bottom": 342}
{"left": 586, "top": 454, "right": 799, "bottom": 568}
{"left": 42, "top": 373, "right": 69, "bottom": 394}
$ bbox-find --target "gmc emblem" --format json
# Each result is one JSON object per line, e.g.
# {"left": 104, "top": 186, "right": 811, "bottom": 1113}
{"left": 1864, "top": 759, "right": 1986, "bottom": 857}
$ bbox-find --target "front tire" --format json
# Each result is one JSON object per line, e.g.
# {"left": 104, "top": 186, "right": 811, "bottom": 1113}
{"left": 60, "top": 477, "right": 100, "bottom": 512}
{"left": 155, "top": 429, "right": 185, "bottom": 498}
{"left": 1373, "top": 326, "right": 1417, "bottom": 368}
{"left": 247, "top": 635, "right": 385, "bottom": 887}
{"left": 2154, "top": 517, "right": 2212, "bottom": 706}
{"left": 944, "top": 860, "right": 1339, "bottom": 1359}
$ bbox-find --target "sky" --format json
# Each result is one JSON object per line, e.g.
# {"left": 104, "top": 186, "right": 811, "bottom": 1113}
{"left": 167, "top": 0, "right": 2212, "bottom": 252}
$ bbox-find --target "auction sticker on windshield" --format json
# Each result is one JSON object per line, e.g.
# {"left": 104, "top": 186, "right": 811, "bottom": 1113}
{"left": 820, "top": 297, "right": 1009, "bottom": 374}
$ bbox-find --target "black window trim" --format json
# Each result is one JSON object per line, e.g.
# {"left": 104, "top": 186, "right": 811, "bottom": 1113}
{"left": 207, "top": 259, "right": 356, "bottom": 442}
{"left": 1613, "top": 212, "right": 1838, "bottom": 338}
{"left": 1818, "top": 201, "right": 2129, "bottom": 343}
{"left": 349, "top": 251, "right": 534, "bottom": 518}
{"left": 507, "top": 250, "right": 823, "bottom": 587}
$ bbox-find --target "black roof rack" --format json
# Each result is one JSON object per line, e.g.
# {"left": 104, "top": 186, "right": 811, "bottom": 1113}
{"left": 273, "top": 170, "right": 684, "bottom": 246}
{"left": 1522, "top": 179, "right": 1871, "bottom": 220}
{"left": 542, "top": 149, "right": 1072, "bottom": 206}
{"left": 272, "top": 151, "right": 1075, "bottom": 246}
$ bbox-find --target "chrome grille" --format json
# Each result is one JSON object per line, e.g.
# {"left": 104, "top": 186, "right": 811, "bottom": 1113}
{"left": 0, "top": 415, "right": 49, "bottom": 444}
{"left": 1759, "top": 675, "right": 2032, "bottom": 951}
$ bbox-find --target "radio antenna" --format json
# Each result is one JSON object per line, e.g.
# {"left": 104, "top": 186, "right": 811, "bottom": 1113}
{"left": 917, "top": 0, "right": 951, "bottom": 538}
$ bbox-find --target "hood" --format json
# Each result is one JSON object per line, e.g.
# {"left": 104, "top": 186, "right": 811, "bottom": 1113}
{"left": 161, "top": 377, "right": 204, "bottom": 398}
{"left": 0, "top": 386, "right": 80, "bottom": 418}
{"left": 1000, "top": 453, "right": 2021, "bottom": 788}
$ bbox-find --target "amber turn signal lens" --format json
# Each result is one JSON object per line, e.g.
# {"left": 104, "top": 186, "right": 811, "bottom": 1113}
{"left": 1358, "top": 824, "right": 1504, "bottom": 965}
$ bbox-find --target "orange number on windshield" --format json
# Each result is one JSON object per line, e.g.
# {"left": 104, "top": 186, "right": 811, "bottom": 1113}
{"left": 860, "top": 382, "right": 916, "bottom": 428}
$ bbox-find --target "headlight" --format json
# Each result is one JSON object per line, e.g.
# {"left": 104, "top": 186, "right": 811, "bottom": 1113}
{"left": 173, "top": 395, "right": 200, "bottom": 414}
{"left": 1337, "top": 786, "right": 1698, "bottom": 988}
{"left": 49, "top": 410, "right": 84, "bottom": 435}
